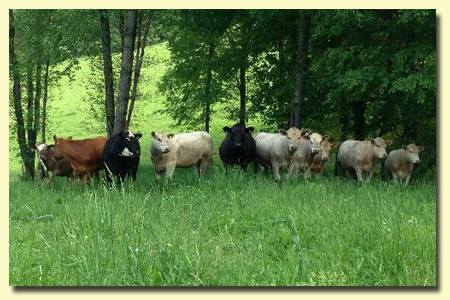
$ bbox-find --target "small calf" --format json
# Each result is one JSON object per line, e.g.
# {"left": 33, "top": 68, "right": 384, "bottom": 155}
{"left": 384, "top": 144, "right": 423, "bottom": 186}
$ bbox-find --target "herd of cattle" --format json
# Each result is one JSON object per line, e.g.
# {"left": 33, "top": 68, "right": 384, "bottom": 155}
{"left": 34, "top": 123, "right": 423, "bottom": 186}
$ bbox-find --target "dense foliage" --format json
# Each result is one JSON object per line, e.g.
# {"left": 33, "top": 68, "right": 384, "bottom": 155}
{"left": 9, "top": 9, "right": 436, "bottom": 178}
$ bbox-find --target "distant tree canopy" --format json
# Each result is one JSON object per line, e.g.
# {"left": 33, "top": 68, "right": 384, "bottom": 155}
{"left": 9, "top": 9, "right": 436, "bottom": 179}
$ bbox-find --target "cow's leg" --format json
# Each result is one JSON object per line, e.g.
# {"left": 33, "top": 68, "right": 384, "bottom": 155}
{"left": 272, "top": 160, "right": 281, "bottom": 182}
{"left": 366, "top": 169, "right": 374, "bottom": 183}
{"left": 131, "top": 168, "right": 138, "bottom": 181}
{"left": 199, "top": 159, "right": 209, "bottom": 177}
{"left": 288, "top": 161, "right": 299, "bottom": 178}
{"left": 165, "top": 161, "right": 176, "bottom": 181}
{"left": 304, "top": 167, "right": 312, "bottom": 181}
{"left": 355, "top": 168, "right": 364, "bottom": 184}
{"left": 391, "top": 173, "right": 399, "bottom": 184}
{"left": 154, "top": 169, "right": 161, "bottom": 183}
{"left": 404, "top": 174, "right": 411, "bottom": 186}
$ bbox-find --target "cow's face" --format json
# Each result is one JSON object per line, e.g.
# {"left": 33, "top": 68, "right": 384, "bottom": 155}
{"left": 319, "top": 136, "right": 333, "bottom": 161}
{"left": 223, "top": 124, "right": 254, "bottom": 149}
{"left": 308, "top": 133, "right": 321, "bottom": 155}
{"left": 151, "top": 132, "right": 173, "bottom": 154}
{"left": 404, "top": 144, "right": 422, "bottom": 164}
{"left": 35, "top": 143, "right": 52, "bottom": 166}
{"left": 119, "top": 131, "right": 142, "bottom": 157}
{"left": 371, "top": 137, "right": 388, "bottom": 159}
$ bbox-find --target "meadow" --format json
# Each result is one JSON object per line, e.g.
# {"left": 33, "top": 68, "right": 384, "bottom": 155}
{"left": 9, "top": 43, "right": 437, "bottom": 287}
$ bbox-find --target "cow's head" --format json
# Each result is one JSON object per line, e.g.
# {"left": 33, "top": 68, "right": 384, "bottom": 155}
{"left": 318, "top": 135, "right": 334, "bottom": 161}
{"left": 403, "top": 143, "right": 423, "bottom": 164}
{"left": 308, "top": 132, "right": 322, "bottom": 155}
{"left": 371, "top": 137, "right": 389, "bottom": 159}
{"left": 151, "top": 131, "right": 173, "bottom": 154}
{"left": 223, "top": 124, "right": 254, "bottom": 149}
{"left": 118, "top": 131, "right": 142, "bottom": 158}
{"left": 280, "top": 129, "right": 298, "bottom": 154}
{"left": 35, "top": 143, "right": 52, "bottom": 168}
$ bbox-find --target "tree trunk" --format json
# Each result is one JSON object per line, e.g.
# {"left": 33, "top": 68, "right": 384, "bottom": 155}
{"left": 340, "top": 113, "right": 350, "bottom": 141}
{"left": 239, "top": 60, "right": 247, "bottom": 125}
{"left": 127, "top": 11, "right": 151, "bottom": 126}
{"left": 33, "top": 63, "right": 42, "bottom": 144}
{"left": 291, "top": 13, "right": 310, "bottom": 129}
{"left": 113, "top": 10, "right": 137, "bottom": 134}
{"left": 353, "top": 100, "right": 366, "bottom": 140}
{"left": 41, "top": 57, "right": 50, "bottom": 144}
{"left": 99, "top": 9, "right": 116, "bottom": 137}
{"left": 39, "top": 57, "right": 50, "bottom": 178}
{"left": 10, "top": 11, "right": 34, "bottom": 179}
{"left": 204, "top": 43, "right": 215, "bottom": 133}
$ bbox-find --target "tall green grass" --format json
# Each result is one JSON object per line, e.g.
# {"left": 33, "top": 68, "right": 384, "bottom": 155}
{"left": 9, "top": 43, "right": 436, "bottom": 286}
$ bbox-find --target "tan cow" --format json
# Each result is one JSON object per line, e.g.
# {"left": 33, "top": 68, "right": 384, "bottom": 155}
{"left": 384, "top": 143, "right": 423, "bottom": 185}
{"left": 310, "top": 134, "right": 334, "bottom": 174}
{"left": 151, "top": 131, "right": 213, "bottom": 182}
{"left": 286, "top": 128, "right": 320, "bottom": 179}
{"left": 335, "top": 137, "right": 390, "bottom": 184}
{"left": 254, "top": 129, "right": 298, "bottom": 181}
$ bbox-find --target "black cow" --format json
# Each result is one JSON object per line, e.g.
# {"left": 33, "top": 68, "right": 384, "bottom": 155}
{"left": 219, "top": 123, "right": 256, "bottom": 170}
{"left": 103, "top": 131, "right": 142, "bottom": 185}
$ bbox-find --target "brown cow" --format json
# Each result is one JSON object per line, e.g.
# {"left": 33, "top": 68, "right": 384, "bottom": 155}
{"left": 35, "top": 143, "right": 74, "bottom": 180}
{"left": 53, "top": 135, "right": 108, "bottom": 182}
{"left": 310, "top": 134, "right": 334, "bottom": 174}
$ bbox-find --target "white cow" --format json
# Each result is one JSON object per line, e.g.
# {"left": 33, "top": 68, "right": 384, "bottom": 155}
{"left": 254, "top": 129, "right": 298, "bottom": 181}
{"left": 335, "top": 137, "right": 390, "bottom": 184}
{"left": 151, "top": 131, "right": 213, "bottom": 182}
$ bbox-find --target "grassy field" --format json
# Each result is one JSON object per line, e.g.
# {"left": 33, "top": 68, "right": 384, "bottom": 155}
{"left": 9, "top": 43, "right": 436, "bottom": 287}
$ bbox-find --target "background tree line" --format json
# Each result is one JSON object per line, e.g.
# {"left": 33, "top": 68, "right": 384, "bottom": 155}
{"left": 9, "top": 9, "right": 436, "bottom": 179}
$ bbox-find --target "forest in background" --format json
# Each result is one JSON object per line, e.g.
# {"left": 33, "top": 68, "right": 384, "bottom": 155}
{"left": 9, "top": 9, "right": 436, "bottom": 179}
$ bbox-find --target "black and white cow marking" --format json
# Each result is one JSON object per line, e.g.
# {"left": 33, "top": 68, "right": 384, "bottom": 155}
{"left": 102, "top": 131, "right": 142, "bottom": 185}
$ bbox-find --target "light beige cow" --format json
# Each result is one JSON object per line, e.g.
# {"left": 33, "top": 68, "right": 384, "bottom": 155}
{"left": 286, "top": 128, "right": 321, "bottom": 179}
{"left": 254, "top": 129, "right": 298, "bottom": 181}
{"left": 150, "top": 131, "right": 213, "bottom": 182}
{"left": 335, "top": 137, "right": 390, "bottom": 184}
{"left": 384, "top": 143, "right": 423, "bottom": 185}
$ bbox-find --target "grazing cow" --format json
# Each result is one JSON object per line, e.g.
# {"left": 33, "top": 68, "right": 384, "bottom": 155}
{"left": 309, "top": 134, "right": 334, "bottom": 174}
{"left": 286, "top": 128, "right": 321, "bottom": 179}
{"left": 53, "top": 135, "right": 108, "bottom": 182}
{"left": 335, "top": 137, "right": 390, "bottom": 184}
{"left": 103, "top": 131, "right": 142, "bottom": 185}
{"left": 219, "top": 123, "right": 256, "bottom": 170}
{"left": 34, "top": 143, "right": 73, "bottom": 179}
{"left": 151, "top": 131, "right": 213, "bottom": 182}
{"left": 254, "top": 129, "right": 298, "bottom": 181}
{"left": 384, "top": 144, "right": 423, "bottom": 185}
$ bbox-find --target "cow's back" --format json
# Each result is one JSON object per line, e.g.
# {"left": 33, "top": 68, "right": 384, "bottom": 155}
{"left": 60, "top": 137, "right": 108, "bottom": 172}
{"left": 172, "top": 131, "right": 212, "bottom": 167}
{"left": 255, "top": 132, "right": 276, "bottom": 165}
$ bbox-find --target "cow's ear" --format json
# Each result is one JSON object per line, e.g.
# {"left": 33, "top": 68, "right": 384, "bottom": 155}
{"left": 385, "top": 139, "right": 393, "bottom": 146}
{"left": 278, "top": 129, "right": 287, "bottom": 135}
{"left": 35, "top": 143, "right": 47, "bottom": 152}
{"left": 245, "top": 127, "right": 254, "bottom": 133}
{"left": 371, "top": 139, "right": 376, "bottom": 145}
{"left": 151, "top": 131, "right": 156, "bottom": 137}
{"left": 223, "top": 126, "right": 231, "bottom": 133}
{"left": 322, "top": 135, "right": 329, "bottom": 141}
{"left": 135, "top": 133, "right": 143, "bottom": 140}
{"left": 301, "top": 128, "right": 311, "bottom": 137}
{"left": 53, "top": 135, "right": 57, "bottom": 142}
{"left": 167, "top": 133, "right": 175, "bottom": 139}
